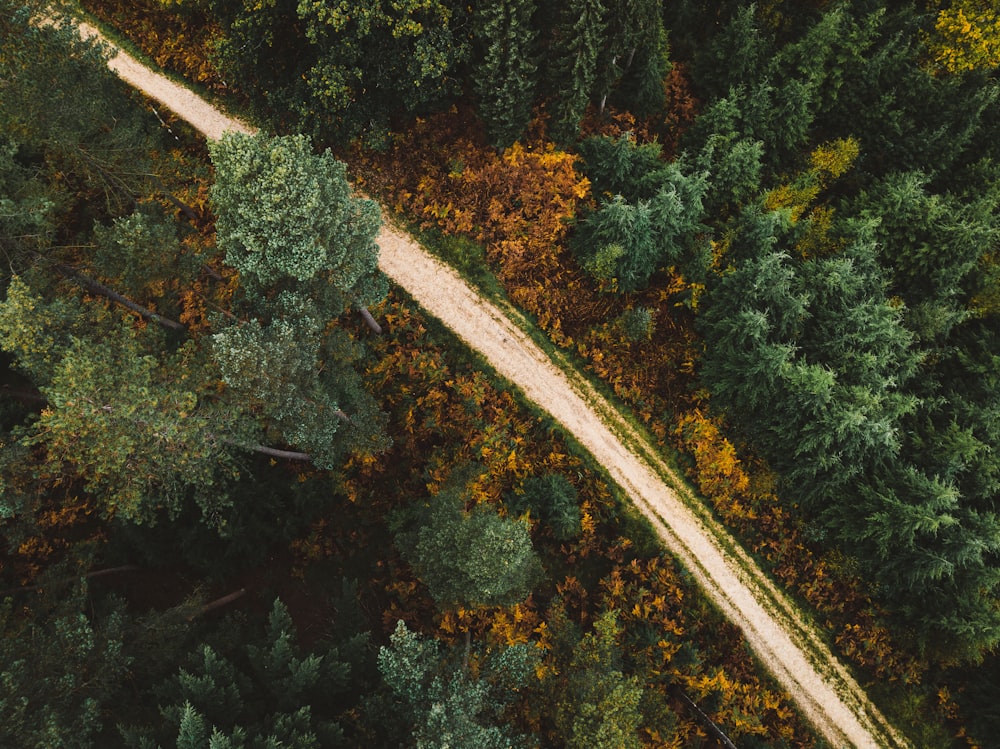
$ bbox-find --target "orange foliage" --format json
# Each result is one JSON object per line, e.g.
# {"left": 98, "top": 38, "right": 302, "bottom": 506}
{"left": 79, "top": 0, "right": 226, "bottom": 91}
{"left": 660, "top": 62, "right": 701, "bottom": 155}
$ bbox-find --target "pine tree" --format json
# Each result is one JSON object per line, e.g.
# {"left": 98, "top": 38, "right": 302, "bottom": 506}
{"left": 377, "top": 621, "right": 535, "bottom": 749}
{"left": 0, "top": 577, "right": 130, "bottom": 748}
{"left": 209, "top": 133, "right": 390, "bottom": 464}
{"left": 472, "top": 0, "right": 538, "bottom": 149}
{"left": 125, "top": 599, "right": 356, "bottom": 748}
{"left": 547, "top": 0, "right": 606, "bottom": 145}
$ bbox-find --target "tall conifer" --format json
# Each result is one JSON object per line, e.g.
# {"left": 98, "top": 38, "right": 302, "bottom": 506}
{"left": 473, "top": 0, "right": 538, "bottom": 149}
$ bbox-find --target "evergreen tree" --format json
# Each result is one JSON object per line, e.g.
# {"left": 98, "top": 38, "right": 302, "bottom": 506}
{"left": 210, "top": 0, "right": 469, "bottom": 145}
{"left": 698, "top": 213, "right": 919, "bottom": 507}
{"left": 377, "top": 620, "right": 535, "bottom": 749}
{"left": 577, "top": 132, "right": 667, "bottom": 202}
{"left": 595, "top": 0, "right": 666, "bottom": 115}
{"left": 0, "top": 2, "right": 157, "bottom": 216}
{"left": 512, "top": 472, "right": 583, "bottom": 541}
{"left": 209, "top": 133, "right": 390, "bottom": 463}
{"left": 553, "top": 611, "right": 643, "bottom": 749}
{"left": 393, "top": 478, "right": 543, "bottom": 609}
{"left": 0, "top": 576, "right": 130, "bottom": 749}
{"left": 123, "top": 599, "right": 363, "bottom": 748}
{"left": 691, "top": 3, "right": 772, "bottom": 101}
{"left": 547, "top": 0, "right": 606, "bottom": 145}
{"left": 575, "top": 149, "right": 707, "bottom": 293}
{"left": 0, "top": 278, "right": 244, "bottom": 525}
{"left": 472, "top": 0, "right": 538, "bottom": 149}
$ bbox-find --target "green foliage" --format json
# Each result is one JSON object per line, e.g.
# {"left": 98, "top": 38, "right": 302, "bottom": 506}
{"left": 211, "top": 0, "right": 469, "bottom": 145}
{"left": 618, "top": 307, "right": 656, "bottom": 342}
{"left": 699, "top": 219, "right": 919, "bottom": 506}
{"left": 377, "top": 620, "right": 534, "bottom": 749}
{"left": 575, "top": 142, "right": 707, "bottom": 293}
{"left": 851, "top": 172, "right": 997, "bottom": 341}
{"left": 596, "top": 0, "right": 668, "bottom": 115}
{"left": 92, "top": 207, "right": 200, "bottom": 301}
{"left": 472, "top": 0, "right": 538, "bottom": 150}
{"left": 577, "top": 132, "right": 667, "bottom": 202}
{"left": 0, "top": 2, "right": 157, "bottom": 216}
{"left": 209, "top": 132, "right": 390, "bottom": 464}
{"left": 394, "top": 479, "right": 544, "bottom": 609}
{"left": 125, "top": 599, "right": 358, "bottom": 748}
{"left": 0, "top": 136, "right": 56, "bottom": 260}
{"left": 547, "top": 0, "right": 606, "bottom": 145}
{"left": 0, "top": 577, "right": 130, "bottom": 749}
{"left": 0, "top": 278, "right": 243, "bottom": 525}
{"left": 513, "top": 472, "right": 583, "bottom": 541}
{"left": 553, "top": 610, "right": 643, "bottom": 749}
{"left": 209, "top": 132, "right": 384, "bottom": 306}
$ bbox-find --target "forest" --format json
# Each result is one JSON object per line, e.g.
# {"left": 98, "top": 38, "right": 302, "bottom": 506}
{"left": 2, "top": 0, "right": 999, "bottom": 746}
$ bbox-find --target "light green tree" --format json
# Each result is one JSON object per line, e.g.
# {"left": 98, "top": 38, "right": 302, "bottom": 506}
{"left": 554, "top": 610, "right": 643, "bottom": 749}
{"left": 377, "top": 620, "right": 535, "bottom": 749}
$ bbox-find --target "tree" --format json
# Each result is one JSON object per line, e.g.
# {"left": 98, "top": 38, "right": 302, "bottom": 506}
{"left": 698, "top": 212, "right": 919, "bottom": 507}
{"left": 209, "top": 132, "right": 385, "bottom": 307}
{"left": 510, "top": 472, "right": 582, "bottom": 541}
{"left": 377, "top": 620, "right": 535, "bottom": 749}
{"left": 577, "top": 132, "right": 667, "bottom": 202}
{"left": 595, "top": 0, "right": 667, "bottom": 115}
{"left": 212, "top": 0, "right": 469, "bottom": 145}
{"left": 393, "top": 479, "right": 543, "bottom": 609}
{"left": 209, "top": 133, "right": 390, "bottom": 464}
{"left": 851, "top": 171, "right": 995, "bottom": 342}
{"left": 472, "top": 0, "right": 538, "bottom": 150}
{"left": 0, "top": 575, "right": 130, "bottom": 749}
{"left": 0, "top": 2, "right": 158, "bottom": 216}
{"left": 574, "top": 145, "right": 707, "bottom": 293}
{"left": 691, "top": 4, "right": 771, "bottom": 102}
{"left": 553, "top": 610, "right": 643, "bottom": 749}
{"left": 0, "top": 279, "right": 244, "bottom": 524}
{"left": 925, "top": 0, "right": 1000, "bottom": 74}
{"left": 546, "top": 0, "right": 606, "bottom": 145}
{"left": 121, "top": 599, "right": 362, "bottom": 748}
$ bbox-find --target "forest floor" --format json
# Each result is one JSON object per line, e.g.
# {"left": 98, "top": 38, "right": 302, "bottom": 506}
{"left": 81, "top": 20, "right": 910, "bottom": 749}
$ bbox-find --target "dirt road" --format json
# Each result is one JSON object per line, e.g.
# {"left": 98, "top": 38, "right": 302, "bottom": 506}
{"left": 82, "top": 21, "right": 909, "bottom": 748}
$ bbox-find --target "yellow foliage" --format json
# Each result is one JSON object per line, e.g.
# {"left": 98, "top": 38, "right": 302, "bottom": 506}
{"left": 926, "top": 2, "right": 1000, "bottom": 73}
{"left": 810, "top": 137, "right": 860, "bottom": 181}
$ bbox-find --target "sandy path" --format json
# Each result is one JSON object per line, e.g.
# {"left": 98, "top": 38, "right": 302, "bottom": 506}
{"left": 82, "top": 22, "right": 910, "bottom": 749}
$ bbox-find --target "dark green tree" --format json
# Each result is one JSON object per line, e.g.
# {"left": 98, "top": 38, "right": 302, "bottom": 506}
{"left": 0, "top": 576, "right": 130, "bottom": 749}
{"left": 691, "top": 4, "right": 771, "bottom": 101}
{"left": 512, "top": 472, "right": 583, "bottom": 541}
{"left": 698, "top": 213, "right": 919, "bottom": 507}
{"left": 595, "top": 0, "right": 667, "bottom": 115}
{"left": 472, "top": 0, "right": 538, "bottom": 149}
{"left": 577, "top": 132, "right": 667, "bottom": 202}
{"left": 0, "top": 3, "right": 158, "bottom": 217}
{"left": 122, "top": 599, "right": 364, "bottom": 748}
{"left": 575, "top": 151, "right": 707, "bottom": 293}
{"left": 212, "top": 0, "right": 469, "bottom": 145}
{"left": 546, "top": 0, "right": 606, "bottom": 145}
